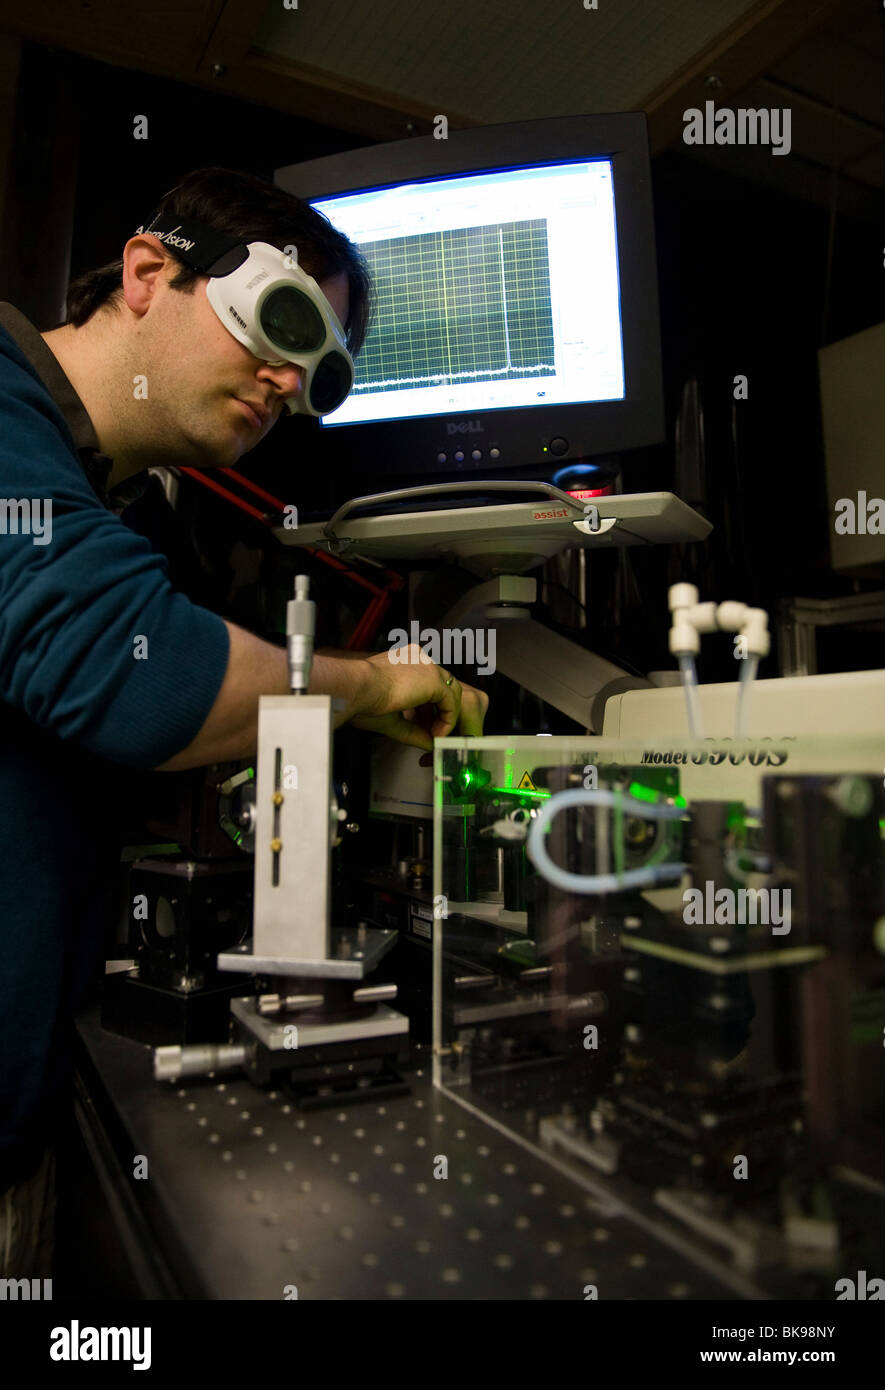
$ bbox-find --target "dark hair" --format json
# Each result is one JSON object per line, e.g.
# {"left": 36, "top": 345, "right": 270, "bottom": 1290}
{"left": 65, "top": 167, "right": 373, "bottom": 355}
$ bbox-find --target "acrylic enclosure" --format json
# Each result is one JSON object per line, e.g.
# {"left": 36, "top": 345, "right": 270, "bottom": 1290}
{"left": 432, "top": 733, "right": 885, "bottom": 1264}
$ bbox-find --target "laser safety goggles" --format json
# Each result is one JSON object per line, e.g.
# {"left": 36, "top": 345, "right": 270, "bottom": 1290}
{"left": 135, "top": 213, "right": 355, "bottom": 416}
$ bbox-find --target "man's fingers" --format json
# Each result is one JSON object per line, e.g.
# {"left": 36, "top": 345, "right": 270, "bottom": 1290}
{"left": 456, "top": 687, "right": 488, "bottom": 737}
{"left": 351, "top": 712, "right": 433, "bottom": 750}
{"left": 431, "top": 669, "right": 460, "bottom": 736}
{"left": 391, "top": 718, "right": 434, "bottom": 751}
{"left": 432, "top": 675, "right": 489, "bottom": 739}
{"left": 354, "top": 650, "right": 488, "bottom": 746}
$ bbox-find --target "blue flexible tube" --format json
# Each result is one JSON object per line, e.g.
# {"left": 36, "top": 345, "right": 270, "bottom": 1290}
{"left": 526, "top": 787, "right": 686, "bottom": 896}
{"left": 735, "top": 654, "right": 759, "bottom": 738}
{"left": 678, "top": 653, "right": 703, "bottom": 739}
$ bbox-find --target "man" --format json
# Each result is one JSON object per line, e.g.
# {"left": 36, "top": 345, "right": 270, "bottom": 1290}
{"left": 0, "top": 167, "right": 488, "bottom": 1274}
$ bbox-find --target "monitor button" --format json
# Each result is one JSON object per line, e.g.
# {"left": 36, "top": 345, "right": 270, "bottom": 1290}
{"left": 549, "top": 436, "right": 568, "bottom": 457}
{"left": 454, "top": 450, "right": 465, "bottom": 462}
{"left": 437, "top": 452, "right": 447, "bottom": 464}
{"left": 471, "top": 449, "right": 482, "bottom": 461}
{"left": 489, "top": 446, "right": 501, "bottom": 460}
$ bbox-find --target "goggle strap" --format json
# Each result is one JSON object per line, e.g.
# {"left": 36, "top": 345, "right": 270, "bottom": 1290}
{"left": 135, "top": 213, "right": 249, "bottom": 277}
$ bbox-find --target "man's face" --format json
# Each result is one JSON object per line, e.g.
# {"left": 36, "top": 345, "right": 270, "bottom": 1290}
{"left": 142, "top": 265, "right": 350, "bottom": 469}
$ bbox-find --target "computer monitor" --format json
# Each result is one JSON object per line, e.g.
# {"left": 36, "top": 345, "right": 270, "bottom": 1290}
{"left": 276, "top": 113, "right": 664, "bottom": 482}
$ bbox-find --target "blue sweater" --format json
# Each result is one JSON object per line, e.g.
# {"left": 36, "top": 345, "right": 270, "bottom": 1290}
{"left": 0, "top": 311, "right": 230, "bottom": 1191}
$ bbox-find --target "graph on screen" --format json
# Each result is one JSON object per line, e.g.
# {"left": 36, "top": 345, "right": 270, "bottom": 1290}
{"left": 353, "top": 218, "right": 556, "bottom": 396}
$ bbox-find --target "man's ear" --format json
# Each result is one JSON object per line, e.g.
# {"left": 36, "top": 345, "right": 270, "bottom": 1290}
{"left": 120, "top": 234, "right": 173, "bottom": 316}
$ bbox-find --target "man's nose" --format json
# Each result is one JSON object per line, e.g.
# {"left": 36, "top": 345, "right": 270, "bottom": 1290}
{"left": 258, "top": 361, "right": 304, "bottom": 402}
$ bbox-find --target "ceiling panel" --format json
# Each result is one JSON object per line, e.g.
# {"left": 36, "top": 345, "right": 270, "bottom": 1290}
{"left": 0, "top": 0, "right": 220, "bottom": 74}
{"left": 734, "top": 6, "right": 885, "bottom": 194}
{"left": 845, "top": 143, "right": 885, "bottom": 189}
{"left": 256, "top": 0, "right": 767, "bottom": 125}
{"left": 749, "top": 79, "right": 883, "bottom": 174}
{"left": 771, "top": 34, "right": 885, "bottom": 130}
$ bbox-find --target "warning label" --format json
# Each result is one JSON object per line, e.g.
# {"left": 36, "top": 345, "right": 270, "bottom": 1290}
{"left": 410, "top": 904, "right": 433, "bottom": 941}
{"left": 516, "top": 771, "right": 537, "bottom": 791}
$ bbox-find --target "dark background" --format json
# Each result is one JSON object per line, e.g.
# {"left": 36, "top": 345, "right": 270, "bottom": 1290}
{"left": 1, "top": 38, "right": 883, "bottom": 694}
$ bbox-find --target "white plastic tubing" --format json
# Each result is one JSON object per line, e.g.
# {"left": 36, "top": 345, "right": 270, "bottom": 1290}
{"left": 526, "top": 788, "right": 685, "bottom": 896}
{"left": 668, "top": 585, "right": 770, "bottom": 740}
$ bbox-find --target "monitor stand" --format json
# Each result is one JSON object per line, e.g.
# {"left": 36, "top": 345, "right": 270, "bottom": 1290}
{"left": 281, "top": 483, "right": 711, "bottom": 730}
{"left": 279, "top": 481, "right": 710, "bottom": 578}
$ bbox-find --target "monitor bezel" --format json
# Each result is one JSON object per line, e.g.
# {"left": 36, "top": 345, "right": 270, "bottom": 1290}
{"left": 276, "top": 113, "right": 664, "bottom": 478}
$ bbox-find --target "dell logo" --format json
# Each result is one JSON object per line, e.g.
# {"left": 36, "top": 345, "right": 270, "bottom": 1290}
{"left": 446, "top": 420, "right": 484, "bottom": 435}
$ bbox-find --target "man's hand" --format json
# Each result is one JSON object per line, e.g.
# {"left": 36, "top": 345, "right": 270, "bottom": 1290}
{"left": 154, "top": 626, "right": 490, "bottom": 772}
{"left": 348, "top": 645, "right": 489, "bottom": 750}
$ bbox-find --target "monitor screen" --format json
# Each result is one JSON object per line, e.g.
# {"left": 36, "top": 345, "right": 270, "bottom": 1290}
{"left": 312, "top": 159, "right": 624, "bottom": 428}
{"left": 277, "top": 114, "right": 663, "bottom": 483}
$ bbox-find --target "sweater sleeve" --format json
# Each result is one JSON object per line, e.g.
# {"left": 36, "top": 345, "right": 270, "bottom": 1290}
{"left": 0, "top": 338, "right": 230, "bottom": 770}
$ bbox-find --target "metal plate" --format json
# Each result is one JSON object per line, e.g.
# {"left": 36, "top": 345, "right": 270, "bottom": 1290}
{"left": 218, "top": 927, "right": 397, "bottom": 979}
{"left": 231, "top": 998, "right": 408, "bottom": 1048}
{"left": 76, "top": 1008, "right": 746, "bottom": 1301}
{"left": 276, "top": 493, "right": 711, "bottom": 562}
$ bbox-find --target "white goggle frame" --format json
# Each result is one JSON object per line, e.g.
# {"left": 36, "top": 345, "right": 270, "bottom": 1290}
{"left": 205, "top": 242, "right": 354, "bottom": 417}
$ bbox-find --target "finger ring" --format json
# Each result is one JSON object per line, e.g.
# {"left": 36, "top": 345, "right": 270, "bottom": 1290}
{"left": 444, "top": 676, "right": 453, "bottom": 687}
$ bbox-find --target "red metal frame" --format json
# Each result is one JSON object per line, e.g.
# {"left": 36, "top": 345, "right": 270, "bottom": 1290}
{"left": 177, "top": 465, "right": 403, "bottom": 649}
